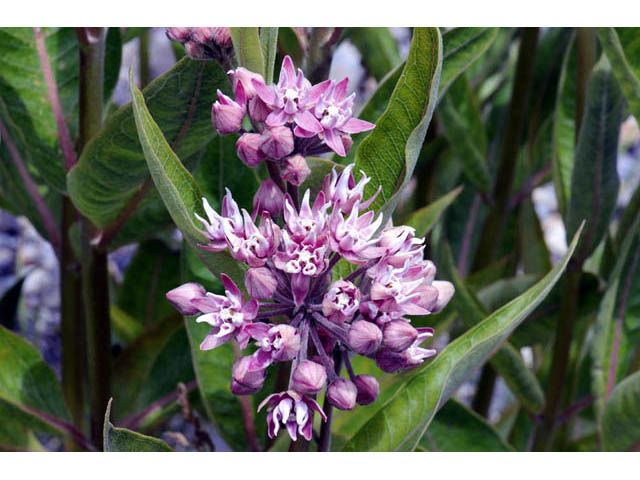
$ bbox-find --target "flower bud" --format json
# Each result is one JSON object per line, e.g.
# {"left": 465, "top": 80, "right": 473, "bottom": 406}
{"left": 327, "top": 378, "right": 357, "bottom": 410}
{"left": 347, "top": 320, "right": 382, "bottom": 356}
{"left": 166, "top": 27, "right": 191, "bottom": 43}
{"left": 249, "top": 96, "right": 270, "bottom": 123}
{"left": 231, "top": 356, "right": 266, "bottom": 395}
{"left": 253, "top": 179, "right": 284, "bottom": 218}
{"left": 432, "top": 280, "right": 455, "bottom": 313}
{"left": 166, "top": 282, "right": 205, "bottom": 315}
{"left": 383, "top": 320, "right": 418, "bottom": 352}
{"left": 290, "top": 360, "right": 327, "bottom": 394}
{"left": 184, "top": 41, "right": 206, "bottom": 59}
{"left": 236, "top": 133, "right": 266, "bottom": 167}
{"left": 375, "top": 348, "right": 407, "bottom": 373}
{"left": 260, "top": 126, "right": 294, "bottom": 159}
{"left": 212, "top": 88, "right": 245, "bottom": 135}
{"left": 191, "top": 27, "right": 232, "bottom": 47}
{"left": 282, "top": 154, "right": 311, "bottom": 186}
{"left": 244, "top": 267, "right": 278, "bottom": 300}
{"left": 229, "top": 67, "right": 263, "bottom": 100}
{"left": 212, "top": 27, "right": 232, "bottom": 47}
{"left": 354, "top": 375, "right": 379, "bottom": 405}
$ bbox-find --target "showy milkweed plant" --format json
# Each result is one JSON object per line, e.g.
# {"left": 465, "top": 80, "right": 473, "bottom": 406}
{"left": 0, "top": 26, "right": 639, "bottom": 453}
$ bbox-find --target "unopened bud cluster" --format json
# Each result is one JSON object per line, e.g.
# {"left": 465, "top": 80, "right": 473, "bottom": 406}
{"left": 166, "top": 27, "right": 233, "bottom": 61}
{"left": 166, "top": 55, "right": 454, "bottom": 444}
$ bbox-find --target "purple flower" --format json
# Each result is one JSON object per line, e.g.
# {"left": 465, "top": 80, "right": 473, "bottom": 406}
{"left": 191, "top": 274, "right": 258, "bottom": 351}
{"left": 323, "top": 164, "right": 380, "bottom": 214}
{"left": 231, "top": 355, "right": 267, "bottom": 395}
{"left": 211, "top": 83, "right": 246, "bottom": 135}
{"left": 322, "top": 279, "right": 360, "bottom": 324}
{"left": 305, "top": 78, "right": 375, "bottom": 156}
{"left": 375, "top": 327, "right": 436, "bottom": 373}
{"left": 251, "top": 56, "right": 329, "bottom": 134}
{"left": 244, "top": 267, "right": 278, "bottom": 300}
{"left": 245, "top": 323, "right": 301, "bottom": 370}
{"left": 259, "top": 390, "right": 327, "bottom": 441}
{"left": 283, "top": 189, "right": 330, "bottom": 243}
{"left": 195, "top": 197, "right": 228, "bottom": 251}
{"left": 328, "top": 202, "right": 384, "bottom": 264}
{"left": 224, "top": 210, "right": 281, "bottom": 268}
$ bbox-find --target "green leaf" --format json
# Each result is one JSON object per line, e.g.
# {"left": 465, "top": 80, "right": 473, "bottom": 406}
{"left": 349, "top": 28, "right": 402, "bottom": 81}
{"left": 0, "top": 325, "right": 72, "bottom": 447}
{"left": 355, "top": 27, "right": 442, "bottom": 221}
{"left": 438, "top": 74, "right": 492, "bottom": 192}
{"left": 591, "top": 210, "right": 640, "bottom": 418}
{"left": 518, "top": 198, "right": 552, "bottom": 274}
{"left": 440, "top": 243, "right": 545, "bottom": 413}
{"left": 342, "top": 224, "right": 583, "bottom": 451}
{"left": 552, "top": 32, "right": 577, "bottom": 217}
{"left": 104, "top": 27, "right": 122, "bottom": 105}
{"left": 405, "top": 186, "right": 463, "bottom": 238}
{"left": 0, "top": 27, "right": 77, "bottom": 192}
{"left": 440, "top": 27, "right": 499, "bottom": 98}
{"left": 418, "top": 400, "right": 514, "bottom": 452}
{"left": 601, "top": 370, "right": 640, "bottom": 451}
{"left": 566, "top": 57, "right": 623, "bottom": 261}
{"left": 230, "top": 27, "right": 265, "bottom": 78}
{"left": 260, "top": 27, "right": 279, "bottom": 84}
{"left": 598, "top": 28, "right": 640, "bottom": 122}
{"left": 127, "top": 67, "right": 245, "bottom": 284}
{"left": 68, "top": 57, "right": 229, "bottom": 245}
{"left": 103, "top": 399, "right": 172, "bottom": 452}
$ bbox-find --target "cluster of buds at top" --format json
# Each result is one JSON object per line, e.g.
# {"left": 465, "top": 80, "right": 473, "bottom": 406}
{"left": 166, "top": 61, "right": 453, "bottom": 445}
{"left": 166, "top": 27, "right": 233, "bottom": 61}
{"left": 211, "top": 55, "right": 375, "bottom": 187}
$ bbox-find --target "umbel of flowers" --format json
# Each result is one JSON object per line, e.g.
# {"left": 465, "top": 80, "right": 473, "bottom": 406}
{"left": 166, "top": 53, "right": 454, "bottom": 443}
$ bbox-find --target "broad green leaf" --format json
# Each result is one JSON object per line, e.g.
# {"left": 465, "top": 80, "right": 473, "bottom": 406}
{"left": 438, "top": 74, "right": 492, "bottom": 192}
{"left": 182, "top": 246, "right": 249, "bottom": 452}
{"left": 260, "top": 27, "right": 278, "bottom": 84}
{"left": 598, "top": 28, "right": 640, "bottom": 122}
{"left": 230, "top": 27, "right": 265, "bottom": 77}
{"left": 121, "top": 27, "right": 148, "bottom": 43}
{"left": 566, "top": 57, "right": 623, "bottom": 261}
{"left": 439, "top": 27, "right": 499, "bottom": 98}
{"left": 0, "top": 28, "right": 77, "bottom": 192}
{"left": 342, "top": 224, "right": 583, "bottom": 451}
{"left": 0, "top": 325, "right": 72, "bottom": 447}
{"left": 405, "top": 186, "right": 463, "bottom": 237}
{"left": 440, "top": 243, "right": 545, "bottom": 413}
{"left": 591, "top": 211, "right": 640, "bottom": 418}
{"left": 68, "top": 57, "right": 229, "bottom": 245}
{"left": 355, "top": 27, "right": 442, "bottom": 221}
{"left": 104, "top": 27, "right": 122, "bottom": 105}
{"left": 111, "top": 312, "right": 187, "bottom": 419}
{"left": 103, "top": 399, "right": 172, "bottom": 452}
{"left": 128, "top": 68, "right": 245, "bottom": 284}
{"left": 601, "top": 371, "right": 640, "bottom": 451}
{"left": 418, "top": 400, "right": 514, "bottom": 452}
{"left": 552, "top": 31, "right": 577, "bottom": 216}
{"left": 116, "top": 239, "right": 181, "bottom": 328}
{"left": 349, "top": 28, "right": 402, "bottom": 81}
{"left": 110, "top": 305, "right": 143, "bottom": 345}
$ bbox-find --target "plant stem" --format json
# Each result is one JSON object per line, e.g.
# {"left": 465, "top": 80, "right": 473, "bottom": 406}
{"left": 139, "top": 28, "right": 151, "bottom": 89}
{"left": 575, "top": 28, "right": 596, "bottom": 141}
{"left": 472, "top": 27, "right": 539, "bottom": 272}
{"left": 533, "top": 262, "right": 581, "bottom": 450}
{"left": 59, "top": 197, "right": 86, "bottom": 450}
{"left": 76, "top": 27, "right": 110, "bottom": 449}
{"left": 318, "top": 350, "right": 342, "bottom": 452}
{"left": 471, "top": 366, "right": 497, "bottom": 418}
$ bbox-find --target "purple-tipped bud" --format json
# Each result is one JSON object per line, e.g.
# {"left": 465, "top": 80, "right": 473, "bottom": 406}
{"left": 432, "top": 280, "right": 455, "bottom": 313}
{"left": 383, "top": 320, "right": 418, "bottom": 352}
{"left": 282, "top": 154, "right": 311, "bottom": 186}
{"left": 244, "top": 267, "right": 278, "bottom": 300}
{"left": 166, "top": 27, "right": 192, "bottom": 43}
{"left": 290, "top": 360, "right": 327, "bottom": 395}
{"left": 231, "top": 356, "right": 266, "bottom": 395}
{"left": 354, "top": 375, "right": 379, "bottom": 405}
{"left": 327, "top": 378, "right": 357, "bottom": 410}
{"left": 166, "top": 282, "right": 205, "bottom": 316}
{"left": 236, "top": 133, "right": 266, "bottom": 167}
{"left": 347, "top": 320, "right": 382, "bottom": 356}
{"left": 212, "top": 87, "right": 245, "bottom": 135}
{"left": 260, "top": 126, "right": 294, "bottom": 159}
{"left": 191, "top": 27, "right": 232, "bottom": 47}
{"left": 253, "top": 179, "right": 284, "bottom": 218}
{"left": 375, "top": 348, "right": 407, "bottom": 373}
{"left": 212, "top": 27, "right": 232, "bottom": 47}
{"left": 184, "top": 41, "right": 206, "bottom": 59}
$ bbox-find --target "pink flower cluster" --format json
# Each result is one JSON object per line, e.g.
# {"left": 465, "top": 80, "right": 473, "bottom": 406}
{"left": 211, "top": 55, "right": 375, "bottom": 185}
{"left": 166, "top": 59, "right": 453, "bottom": 444}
